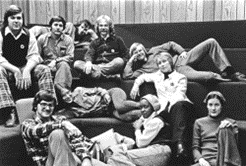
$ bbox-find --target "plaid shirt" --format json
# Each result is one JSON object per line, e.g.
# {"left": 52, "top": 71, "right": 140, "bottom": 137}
{"left": 21, "top": 115, "right": 93, "bottom": 166}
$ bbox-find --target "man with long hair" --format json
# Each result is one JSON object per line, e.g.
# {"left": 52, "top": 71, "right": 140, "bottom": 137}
{"left": 0, "top": 5, "right": 55, "bottom": 127}
{"left": 74, "top": 15, "right": 129, "bottom": 80}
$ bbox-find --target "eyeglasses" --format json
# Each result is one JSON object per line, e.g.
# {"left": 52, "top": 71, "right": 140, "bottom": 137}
{"left": 39, "top": 102, "right": 54, "bottom": 108}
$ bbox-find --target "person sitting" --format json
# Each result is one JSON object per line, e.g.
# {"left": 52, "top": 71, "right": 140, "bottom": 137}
{"left": 123, "top": 39, "right": 246, "bottom": 82}
{"left": 74, "top": 19, "right": 98, "bottom": 48}
{"left": 37, "top": 16, "right": 74, "bottom": 103}
{"left": 130, "top": 52, "right": 195, "bottom": 158}
{"left": 0, "top": 5, "right": 55, "bottom": 127}
{"left": 21, "top": 90, "right": 107, "bottom": 166}
{"left": 192, "top": 91, "right": 241, "bottom": 166}
{"left": 105, "top": 94, "right": 171, "bottom": 166}
{"left": 73, "top": 15, "right": 129, "bottom": 80}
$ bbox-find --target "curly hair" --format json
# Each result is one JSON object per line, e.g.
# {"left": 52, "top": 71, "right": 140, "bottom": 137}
{"left": 32, "top": 90, "right": 57, "bottom": 112}
{"left": 95, "top": 15, "right": 115, "bottom": 36}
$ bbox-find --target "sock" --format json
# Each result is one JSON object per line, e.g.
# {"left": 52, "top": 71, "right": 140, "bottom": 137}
{"left": 223, "top": 66, "right": 235, "bottom": 77}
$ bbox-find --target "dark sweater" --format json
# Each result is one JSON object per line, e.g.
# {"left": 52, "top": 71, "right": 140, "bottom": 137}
{"left": 1, "top": 28, "right": 29, "bottom": 67}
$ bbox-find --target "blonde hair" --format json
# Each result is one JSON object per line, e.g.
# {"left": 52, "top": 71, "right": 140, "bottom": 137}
{"left": 155, "top": 52, "right": 174, "bottom": 70}
{"left": 95, "top": 15, "right": 115, "bottom": 36}
{"left": 129, "top": 42, "right": 147, "bottom": 57}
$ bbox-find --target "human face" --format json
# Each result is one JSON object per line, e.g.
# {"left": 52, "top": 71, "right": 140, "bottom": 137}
{"left": 133, "top": 45, "right": 147, "bottom": 61}
{"left": 207, "top": 98, "right": 222, "bottom": 118}
{"left": 156, "top": 55, "right": 172, "bottom": 73}
{"left": 78, "top": 22, "right": 88, "bottom": 34}
{"left": 98, "top": 19, "right": 109, "bottom": 38}
{"left": 8, "top": 13, "right": 23, "bottom": 34}
{"left": 36, "top": 100, "right": 55, "bottom": 120}
{"left": 51, "top": 21, "right": 64, "bottom": 36}
{"left": 140, "top": 99, "right": 154, "bottom": 118}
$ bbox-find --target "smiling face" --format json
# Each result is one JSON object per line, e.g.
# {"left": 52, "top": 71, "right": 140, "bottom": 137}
{"left": 156, "top": 54, "right": 173, "bottom": 74}
{"left": 36, "top": 100, "right": 55, "bottom": 121}
{"left": 207, "top": 97, "right": 222, "bottom": 118}
{"left": 98, "top": 19, "right": 109, "bottom": 38}
{"left": 8, "top": 12, "right": 23, "bottom": 34}
{"left": 140, "top": 99, "right": 154, "bottom": 118}
{"left": 133, "top": 45, "right": 147, "bottom": 61}
{"left": 51, "top": 21, "right": 64, "bottom": 36}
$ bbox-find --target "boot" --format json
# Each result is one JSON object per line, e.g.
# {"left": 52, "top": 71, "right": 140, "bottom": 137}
{"left": 5, "top": 108, "right": 19, "bottom": 127}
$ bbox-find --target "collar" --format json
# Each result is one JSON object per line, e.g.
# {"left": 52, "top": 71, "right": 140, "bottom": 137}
{"left": 5, "top": 26, "right": 27, "bottom": 39}
{"left": 33, "top": 114, "right": 55, "bottom": 123}
{"left": 143, "top": 111, "right": 158, "bottom": 125}
{"left": 47, "top": 31, "right": 65, "bottom": 40}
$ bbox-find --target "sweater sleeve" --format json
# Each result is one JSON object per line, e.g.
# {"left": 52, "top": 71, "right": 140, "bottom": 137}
{"left": 192, "top": 120, "right": 203, "bottom": 163}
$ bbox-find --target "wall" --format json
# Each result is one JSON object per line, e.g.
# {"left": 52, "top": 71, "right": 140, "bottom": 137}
{"left": 0, "top": 0, "right": 245, "bottom": 25}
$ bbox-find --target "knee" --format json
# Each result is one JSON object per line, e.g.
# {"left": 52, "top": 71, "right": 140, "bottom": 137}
{"left": 113, "top": 57, "right": 124, "bottom": 66}
{"left": 36, "top": 64, "right": 51, "bottom": 73}
{"left": 49, "top": 129, "right": 66, "bottom": 142}
{"left": 206, "top": 38, "right": 218, "bottom": 46}
{"left": 57, "top": 61, "right": 70, "bottom": 69}
{"left": 73, "top": 60, "right": 85, "bottom": 70}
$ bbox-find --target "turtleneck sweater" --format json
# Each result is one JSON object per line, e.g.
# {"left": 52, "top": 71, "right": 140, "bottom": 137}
{"left": 192, "top": 116, "right": 236, "bottom": 163}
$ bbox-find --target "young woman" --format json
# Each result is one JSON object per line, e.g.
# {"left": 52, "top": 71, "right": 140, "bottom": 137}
{"left": 105, "top": 94, "right": 172, "bottom": 166}
{"left": 130, "top": 52, "right": 194, "bottom": 158}
{"left": 192, "top": 91, "right": 241, "bottom": 166}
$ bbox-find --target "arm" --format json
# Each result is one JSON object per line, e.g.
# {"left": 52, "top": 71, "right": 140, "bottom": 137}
{"left": 135, "top": 118, "right": 164, "bottom": 148}
{"left": 122, "top": 55, "right": 143, "bottom": 80}
{"left": 153, "top": 41, "right": 185, "bottom": 56}
{"left": 84, "top": 40, "right": 96, "bottom": 62}
{"left": 192, "top": 120, "right": 203, "bottom": 163}
{"left": 21, "top": 118, "right": 64, "bottom": 139}
{"left": 170, "top": 76, "right": 188, "bottom": 104}
{"left": 130, "top": 72, "right": 156, "bottom": 99}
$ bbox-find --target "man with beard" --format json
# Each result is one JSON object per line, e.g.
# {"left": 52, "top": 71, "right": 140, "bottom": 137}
{"left": 0, "top": 5, "right": 55, "bottom": 127}
{"left": 73, "top": 15, "right": 129, "bottom": 80}
{"left": 37, "top": 16, "right": 74, "bottom": 103}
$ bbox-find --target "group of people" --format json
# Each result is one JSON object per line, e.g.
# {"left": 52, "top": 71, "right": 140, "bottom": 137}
{"left": 0, "top": 4, "right": 243, "bottom": 166}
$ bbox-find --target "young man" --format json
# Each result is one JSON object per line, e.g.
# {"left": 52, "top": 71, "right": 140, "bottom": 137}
{"left": 37, "top": 16, "right": 74, "bottom": 102}
{"left": 74, "top": 15, "right": 129, "bottom": 80}
{"left": 0, "top": 5, "right": 55, "bottom": 127}
{"left": 123, "top": 39, "right": 246, "bottom": 82}
{"left": 21, "top": 90, "right": 107, "bottom": 166}
{"left": 130, "top": 52, "right": 195, "bottom": 158}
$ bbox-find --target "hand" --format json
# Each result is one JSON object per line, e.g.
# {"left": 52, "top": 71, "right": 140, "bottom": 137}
{"left": 82, "top": 158, "right": 93, "bottom": 166}
{"left": 62, "top": 121, "right": 82, "bottom": 137}
{"left": 104, "top": 93, "right": 111, "bottom": 104}
{"left": 133, "top": 118, "right": 144, "bottom": 129}
{"left": 22, "top": 68, "right": 32, "bottom": 90}
{"left": 198, "top": 158, "right": 211, "bottom": 166}
{"left": 48, "top": 60, "right": 56, "bottom": 71}
{"left": 13, "top": 69, "right": 23, "bottom": 89}
{"left": 85, "top": 61, "right": 93, "bottom": 74}
{"left": 130, "top": 85, "right": 139, "bottom": 99}
{"left": 86, "top": 29, "right": 94, "bottom": 35}
{"left": 129, "top": 53, "right": 139, "bottom": 63}
{"left": 179, "top": 51, "right": 188, "bottom": 59}
{"left": 219, "top": 120, "right": 233, "bottom": 128}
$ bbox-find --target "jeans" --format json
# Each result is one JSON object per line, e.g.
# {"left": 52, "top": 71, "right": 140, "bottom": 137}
{"left": 175, "top": 38, "right": 232, "bottom": 81}
{"left": 107, "top": 144, "right": 171, "bottom": 166}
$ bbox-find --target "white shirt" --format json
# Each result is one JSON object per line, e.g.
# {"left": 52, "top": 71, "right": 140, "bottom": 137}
{"left": 133, "top": 70, "right": 191, "bottom": 112}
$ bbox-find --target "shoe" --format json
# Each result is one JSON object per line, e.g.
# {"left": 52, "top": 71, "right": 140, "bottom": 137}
{"left": 212, "top": 73, "right": 231, "bottom": 82}
{"left": 230, "top": 72, "right": 246, "bottom": 82}
{"left": 176, "top": 142, "right": 188, "bottom": 158}
{"left": 5, "top": 108, "right": 19, "bottom": 127}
